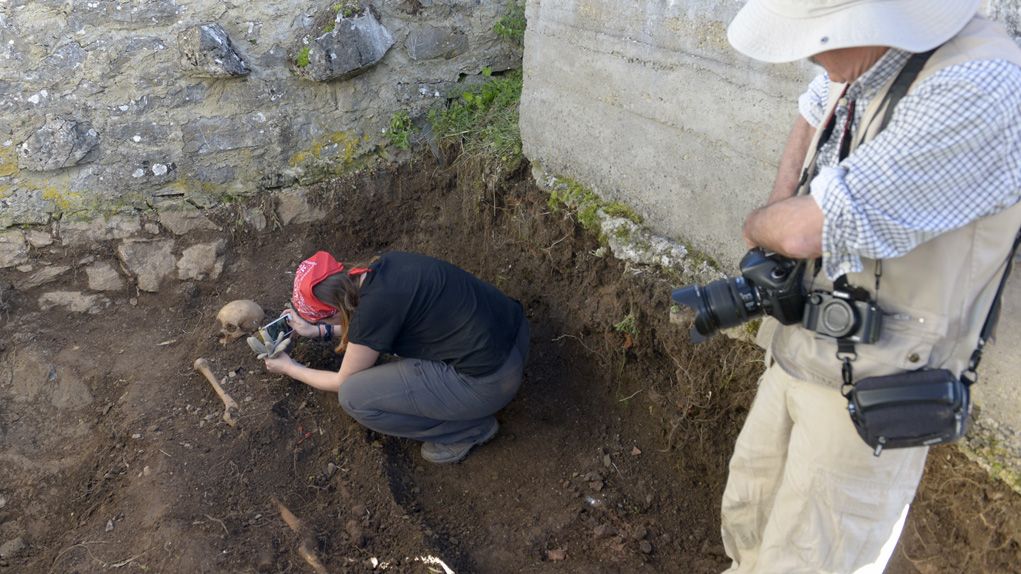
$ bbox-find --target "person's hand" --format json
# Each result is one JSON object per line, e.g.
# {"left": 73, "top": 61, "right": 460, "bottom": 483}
{"left": 281, "top": 309, "right": 318, "bottom": 339}
{"left": 263, "top": 352, "right": 297, "bottom": 375}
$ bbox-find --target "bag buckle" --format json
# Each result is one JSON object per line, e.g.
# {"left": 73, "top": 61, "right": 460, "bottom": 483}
{"left": 873, "top": 437, "right": 886, "bottom": 457}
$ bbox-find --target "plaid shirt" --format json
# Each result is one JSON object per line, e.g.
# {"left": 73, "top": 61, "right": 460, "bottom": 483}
{"left": 799, "top": 49, "right": 1021, "bottom": 280}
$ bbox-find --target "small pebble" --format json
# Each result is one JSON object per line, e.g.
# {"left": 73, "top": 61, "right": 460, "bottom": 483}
{"left": 639, "top": 540, "right": 653, "bottom": 554}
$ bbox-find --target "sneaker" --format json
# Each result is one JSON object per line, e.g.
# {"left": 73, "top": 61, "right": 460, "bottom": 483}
{"left": 421, "top": 420, "right": 499, "bottom": 464}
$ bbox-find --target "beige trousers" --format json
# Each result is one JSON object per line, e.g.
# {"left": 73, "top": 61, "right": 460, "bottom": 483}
{"left": 721, "top": 361, "right": 930, "bottom": 574}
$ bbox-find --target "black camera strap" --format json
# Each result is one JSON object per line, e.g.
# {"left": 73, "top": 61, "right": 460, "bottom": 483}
{"left": 810, "top": 51, "right": 936, "bottom": 298}
{"left": 832, "top": 48, "right": 1001, "bottom": 393}
{"left": 961, "top": 227, "right": 1021, "bottom": 385}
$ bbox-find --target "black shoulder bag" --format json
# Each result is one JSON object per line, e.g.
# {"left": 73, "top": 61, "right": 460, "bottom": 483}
{"left": 843, "top": 229, "right": 1020, "bottom": 456}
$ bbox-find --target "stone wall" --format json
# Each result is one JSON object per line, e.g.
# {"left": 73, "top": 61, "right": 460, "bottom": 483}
{"left": 0, "top": 0, "right": 520, "bottom": 229}
{"left": 519, "top": 0, "right": 1021, "bottom": 488}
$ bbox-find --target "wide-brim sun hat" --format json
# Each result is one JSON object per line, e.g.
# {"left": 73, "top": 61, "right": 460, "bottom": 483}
{"left": 727, "top": 0, "right": 982, "bottom": 63}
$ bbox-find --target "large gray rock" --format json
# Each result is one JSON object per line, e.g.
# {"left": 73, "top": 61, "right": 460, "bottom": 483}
{"left": 18, "top": 117, "right": 100, "bottom": 172}
{"left": 85, "top": 262, "right": 126, "bottom": 291}
{"left": 177, "top": 240, "right": 225, "bottom": 281}
{"left": 20, "top": 265, "right": 70, "bottom": 290}
{"left": 38, "top": 291, "right": 111, "bottom": 314}
{"left": 117, "top": 239, "right": 176, "bottom": 292}
{"left": 0, "top": 231, "right": 28, "bottom": 269}
{"left": 0, "top": 189, "right": 55, "bottom": 228}
{"left": 276, "top": 188, "right": 326, "bottom": 225}
{"left": 158, "top": 207, "right": 218, "bottom": 235}
{"left": 59, "top": 215, "right": 141, "bottom": 247}
{"left": 295, "top": 9, "right": 395, "bottom": 81}
{"left": 69, "top": 0, "right": 179, "bottom": 31}
{"left": 406, "top": 25, "right": 469, "bottom": 60}
{"left": 178, "top": 23, "right": 251, "bottom": 78}
{"left": 0, "top": 537, "right": 26, "bottom": 560}
{"left": 24, "top": 229, "right": 53, "bottom": 248}
{"left": 181, "top": 115, "right": 276, "bottom": 156}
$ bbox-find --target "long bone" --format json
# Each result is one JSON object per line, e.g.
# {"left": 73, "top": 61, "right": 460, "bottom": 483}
{"left": 193, "top": 358, "right": 239, "bottom": 427}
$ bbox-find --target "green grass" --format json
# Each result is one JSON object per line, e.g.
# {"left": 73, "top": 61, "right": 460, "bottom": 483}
{"left": 428, "top": 68, "right": 523, "bottom": 170}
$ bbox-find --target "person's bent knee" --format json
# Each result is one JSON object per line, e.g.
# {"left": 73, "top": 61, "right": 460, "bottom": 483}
{"left": 337, "top": 369, "right": 376, "bottom": 418}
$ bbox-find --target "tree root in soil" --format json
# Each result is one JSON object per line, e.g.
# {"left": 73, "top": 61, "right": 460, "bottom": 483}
{"left": 272, "top": 497, "right": 329, "bottom": 574}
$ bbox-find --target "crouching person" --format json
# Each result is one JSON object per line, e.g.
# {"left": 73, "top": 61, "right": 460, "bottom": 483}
{"left": 263, "top": 250, "right": 529, "bottom": 464}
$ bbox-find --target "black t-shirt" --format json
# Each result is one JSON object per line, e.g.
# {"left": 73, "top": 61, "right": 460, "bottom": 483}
{"left": 348, "top": 252, "right": 524, "bottom": 376}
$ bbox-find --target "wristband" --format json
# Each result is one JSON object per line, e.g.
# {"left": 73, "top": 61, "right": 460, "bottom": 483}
{"left": 324, "top": 324, "right": 334, "bottom": 340}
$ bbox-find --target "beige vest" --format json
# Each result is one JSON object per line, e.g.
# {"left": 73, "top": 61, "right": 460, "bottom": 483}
{"left": 762, "top": 16, "right": 1021, "bottom": 387}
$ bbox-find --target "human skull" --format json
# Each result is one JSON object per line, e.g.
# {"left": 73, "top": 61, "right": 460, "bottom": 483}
{"left": 216, "top": 299, "right": 265, "bottom": 345}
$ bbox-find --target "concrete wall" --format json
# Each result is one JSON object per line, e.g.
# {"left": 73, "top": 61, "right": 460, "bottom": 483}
{"left": 520, "top": 0, "right": 1021, "bottom": 484}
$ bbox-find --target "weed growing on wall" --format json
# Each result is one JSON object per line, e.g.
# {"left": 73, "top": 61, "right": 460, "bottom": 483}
{"left": 388, "top": 110, "right": 413, "bottom": 150}
{"left": 333, "top": 1, "right": 363, "bottom": 18}
{"left": 494, "top": 1, "right": 526, "bottom": 45}
{"left": 429, "top": 67, "right": 523, "bottom": 171}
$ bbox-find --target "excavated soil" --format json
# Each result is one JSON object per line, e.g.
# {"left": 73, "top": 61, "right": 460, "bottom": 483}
{"left": 1, "top": 159, "right": 1020, "bottom": 573}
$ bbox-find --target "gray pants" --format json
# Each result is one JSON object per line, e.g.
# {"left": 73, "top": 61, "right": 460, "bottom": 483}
{"left": 338, "top": 320, "right": 529, "bottom": 445}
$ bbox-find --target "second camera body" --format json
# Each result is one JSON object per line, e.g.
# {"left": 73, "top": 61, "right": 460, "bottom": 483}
{"left": 802, "top": 290, "right": 882, "bottom": 344}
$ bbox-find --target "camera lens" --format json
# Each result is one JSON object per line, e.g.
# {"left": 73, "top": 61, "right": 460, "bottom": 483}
{"left": 672, "top": 276, "right": 761, "bottom": 343}
{"left": 819, "top": 299, "right": 856, "bottom": 338}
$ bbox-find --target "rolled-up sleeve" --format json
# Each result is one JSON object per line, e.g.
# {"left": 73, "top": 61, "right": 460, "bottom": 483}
{"left": 810, "top": 61, "right": 1021, "bottom": 280}
{"left": 798, "top": 73, "right": 830, "bottom": 128}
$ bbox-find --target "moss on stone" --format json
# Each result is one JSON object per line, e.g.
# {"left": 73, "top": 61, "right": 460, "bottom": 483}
{"left": 0, "top": 146, "right": 17, "bottom": 177}
{"left": 682, "top": 241, "right": 722, "bottom": 272}
{"left": 603, "top": 202, "right": 643, "bottom": 224}
{"left": 296, "top": 46, "right": 311, "bottom": 68}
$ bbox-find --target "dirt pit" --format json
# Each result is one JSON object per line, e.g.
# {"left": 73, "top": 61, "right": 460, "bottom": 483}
{"left": 1, "top": 159, "right": 1020, "bottom": 573}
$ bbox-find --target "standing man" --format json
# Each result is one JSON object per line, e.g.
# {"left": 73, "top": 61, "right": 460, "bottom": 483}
{"left": 722, "top": 1, "right": 1021, "bottom": 572}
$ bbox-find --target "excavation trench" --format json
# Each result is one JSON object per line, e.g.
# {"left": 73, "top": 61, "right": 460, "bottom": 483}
{"left": 1, "top": 160, "right": 1019, "bottom": 573}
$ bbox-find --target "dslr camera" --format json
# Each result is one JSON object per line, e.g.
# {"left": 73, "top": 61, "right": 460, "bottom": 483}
{"left": 671, "top": 248, "right": 883, "bottom": 344}
{"left": 671, "top": 248, "right": 806, "bottom": 343}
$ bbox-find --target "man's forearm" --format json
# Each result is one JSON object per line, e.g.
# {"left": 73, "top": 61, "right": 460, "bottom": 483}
{"left": 743, "top": 195, "right": 823, "bottom": 259}
{"left": 767, "top": 115, "right": 815, "bottom": 204}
